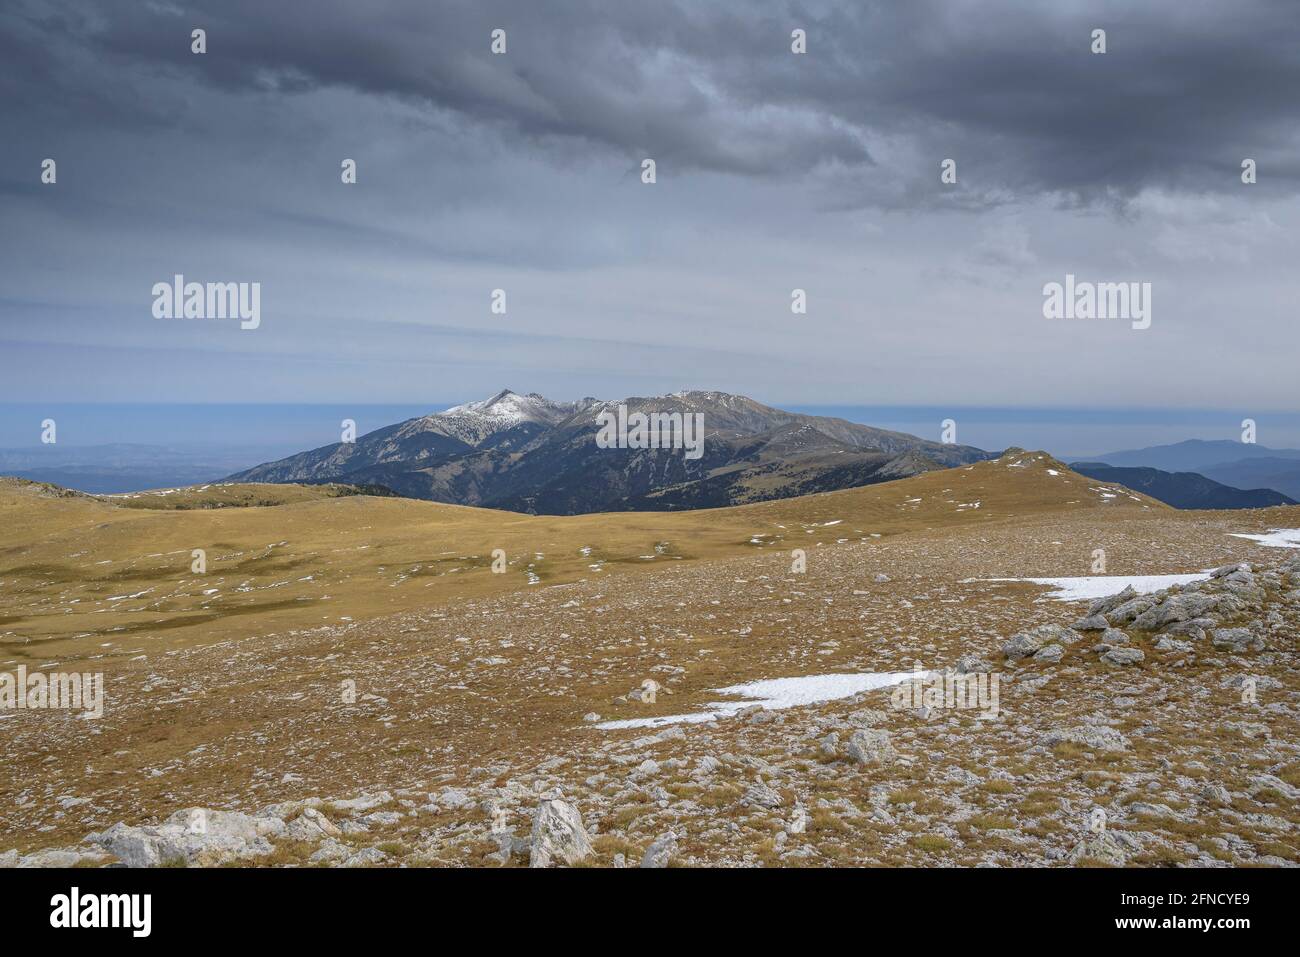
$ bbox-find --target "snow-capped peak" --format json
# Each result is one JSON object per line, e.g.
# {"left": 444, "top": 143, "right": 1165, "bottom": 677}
{"left": 442, "top": 389, "right": 535, "bottom": 424}
{"left": 425, "top": 390, "right": 599, "bottom": 446}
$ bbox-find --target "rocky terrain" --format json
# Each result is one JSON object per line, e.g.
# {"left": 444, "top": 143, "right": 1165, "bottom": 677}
{"left": 1, "top": 455, "right": 1297, "bottom": 867}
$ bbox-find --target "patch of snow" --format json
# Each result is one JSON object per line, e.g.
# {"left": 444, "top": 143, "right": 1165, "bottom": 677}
{"left": 595, "top": 671, "right": 918, "bottom": 730}
{"left": 970, "top": 572, "right": 1212, "bottom": 602}
{"left": 1229, "top": 528, "right": 1300, "bottom": 549}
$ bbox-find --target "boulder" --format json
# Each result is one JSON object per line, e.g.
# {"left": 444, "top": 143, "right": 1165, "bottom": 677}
{"left": 436, "top": 788, "right": 474, "bottom": 811}
{"left": 286, "top": 807, "right": 342, "bottom": 841}
{"left": 846, "top": 728, "right": 897, "bottom": 766}
{"left": 1212, "top": 628, "right": 1264, "bottom": 653}
{"left": 309, "top": 838, "right": 351, "bottom": 864}
{"left": 954, "top": 654, "right": 994, "bottom": 674}
{"left": 742, "top": 781, "right": 784, "bottom": 809}
{"left": 640, "top": 833, "right": 677, "bottom": 868}
{"left": 1106, "top": 596, "right": 1157, "bottom": 625}
{"left": 1100, "top": 647, "right": 1144, "bottom": 666}
{"left": 87, "top": 808, "right": 286, "bottom": 868}
{"left": 1098, "top": 628, "right": 1130, "bottom": 646}
{"left": 1004, "top": 624, "right": 1080, "bottom": 660}
{"left": 1087, "top": 586, "right": 1137, "bottom": 618}
{"left": 529, "top": 800, "right": 593, "bottom": 868}
{"left": 1071, "top": 614, "right": 1110, "bottom": 631}
{"left": 1068, "top": 831, "right": 1132, "bottom": 866}
{"left": 330, "top": 791, "right": 393, "bottom": 813}
{"left": 1162, "top": 617, "right": 1217, "bottom": 640}
{"left": 342, "top": 846, "right": 388, "bottom": 868}
{"left": 1132, "top": 593, "right": 1219, "bottom": 631}
{"left": 15, "top": 848, "right": 101, "bottom": 868}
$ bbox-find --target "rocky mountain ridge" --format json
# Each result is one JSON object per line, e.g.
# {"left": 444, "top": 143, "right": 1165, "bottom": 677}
{"left": 227, "top": 390, "right": 993, "bottom": 514}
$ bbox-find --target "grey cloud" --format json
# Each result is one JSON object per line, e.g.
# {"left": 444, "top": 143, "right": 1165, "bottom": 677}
{"left": 8, "top": 0, "right": 1299, "bottom": 203}
{"left": 1, "top": 0, "right": 1298, "bottom": 416}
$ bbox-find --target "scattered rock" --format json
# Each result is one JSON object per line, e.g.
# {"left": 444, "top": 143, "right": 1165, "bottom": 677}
{"left": 1043, "top": 726, "right": 1131, "bottom": 752}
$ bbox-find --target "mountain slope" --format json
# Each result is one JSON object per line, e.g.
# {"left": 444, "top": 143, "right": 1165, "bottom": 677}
{"left": 1200, "top": 456, "right": 1300, "bottom": 501}
{"left": 0, "top": 451, "right": 1165, "bottom": 660}
{"left": 227, "top": 390, "right": 993, "bottom": 514}
{"left": 1070, "top": 462, "right": 1296, "bottom": 510}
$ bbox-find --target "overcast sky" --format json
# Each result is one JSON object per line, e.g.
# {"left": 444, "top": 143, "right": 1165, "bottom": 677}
{"left": 2, "top": 0, "right": 1298, "bottom": 438}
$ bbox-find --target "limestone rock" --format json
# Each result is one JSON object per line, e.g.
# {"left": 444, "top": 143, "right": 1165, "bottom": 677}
{"left": 87, "top": 808, "right": 286, "bottom": 868}
{"left": 846, "top": 728, "right": 897, "bottom": 766}
{"left": 1004, "top": 624, "right": 1080, "bottom": 660}
{"left": 1101, "top": 647, "right": 1144, "bottom": 666}
{"left": 1034, "top": 644, "right": 1065, "bottom": 664}
{"left": 742, "top": 781, "right": 784, "bottom": 809}
{"left": 1043, "top": 725, "right": 1130, "bottom": 752}
{"left": 1212, "top": 628, "right": 1264, "bottom": 653}
{"left": 1132, "top": 593, "right": 1219, "bottom": 631}
{"left": 286, "top": 806, "right": 342, "bottom": 841}
{"left": 529, "top": 799, "right": 593, "bottom": 868}
{"left": 1072, "top": 614, "right": 1110, "bottom": 631}
{"left": 640, "top": 833, "right": 677, "bottom": 868}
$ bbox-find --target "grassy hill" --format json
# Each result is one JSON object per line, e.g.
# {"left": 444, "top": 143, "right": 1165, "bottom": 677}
{"left": 0, "top": 453, "right": 1160, "bottom": 664}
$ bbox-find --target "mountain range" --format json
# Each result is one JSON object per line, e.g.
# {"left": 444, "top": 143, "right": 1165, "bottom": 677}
{"left": 226, "top": 390, "right": 993, "bottom": 514}
{"left": 1082, "top": 438, "right": 1300, "bottom": 472}
{"left": 1069, "top": 462, "right": 1297, "bottom": 510}
{"left": 1080, "top": 439, "right": 1300, "bottom": 502}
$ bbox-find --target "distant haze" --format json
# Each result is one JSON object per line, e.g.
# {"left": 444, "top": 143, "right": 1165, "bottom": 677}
{"left": 3, "top": 398, "right": 1300, "bottom": 495}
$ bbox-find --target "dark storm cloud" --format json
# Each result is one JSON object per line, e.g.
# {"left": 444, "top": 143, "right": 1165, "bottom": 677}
{"left": 2, "top": 0, "right": 1298, "bottom": 416}
{"left": 7, "top": 0, "right": 1300, "bottom": 202}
